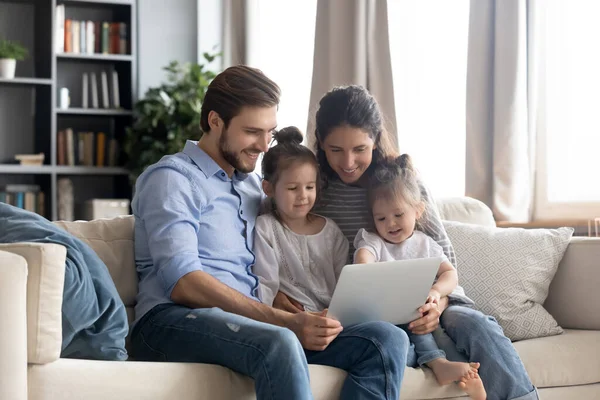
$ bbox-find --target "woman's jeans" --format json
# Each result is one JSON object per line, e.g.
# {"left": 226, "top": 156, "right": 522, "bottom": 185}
{"left": 433, "top": 305, "right": 539, "bottom": 400}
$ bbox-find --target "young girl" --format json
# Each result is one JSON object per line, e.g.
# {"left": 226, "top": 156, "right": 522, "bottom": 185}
{"left": 354, "top": 154, "right": 487, "bottom": 400}
{"left": 253, "top": 126, "right": 349, "bottom": 312}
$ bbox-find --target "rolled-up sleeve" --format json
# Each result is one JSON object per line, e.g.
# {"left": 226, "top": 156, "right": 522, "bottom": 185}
{"left": 136, "top": 166, "right": 204, "bottom": 297}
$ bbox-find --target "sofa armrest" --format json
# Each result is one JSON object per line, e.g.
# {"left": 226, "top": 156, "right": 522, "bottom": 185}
{"left": 0, "top": 243, "right": 66, "bottom": 364}
{"left": 0, "top": 250, "right": 28, "bottom": 400}
{"left": 544, "top": 237, "right": 600, "bottom": 330}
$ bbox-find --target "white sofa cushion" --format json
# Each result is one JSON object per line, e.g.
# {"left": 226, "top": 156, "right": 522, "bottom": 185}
{"left": 0, "top": 243, "right": 65, "bottom": 365}
{"left": 27, "top": 329, "right": 600, "bottom": 400}
{"left": 514, "top": 329, "right": 600, "bottom": 388}
{"left": 436, "top": 197, "right": 495, "bottom": 227}
{"left": 443, "top": 221, "right": 573, "bottom": 341}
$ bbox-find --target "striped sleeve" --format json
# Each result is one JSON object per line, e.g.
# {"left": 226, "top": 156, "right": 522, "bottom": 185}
{"left": 417, "top": 179, "right": 456, "bottom": 266}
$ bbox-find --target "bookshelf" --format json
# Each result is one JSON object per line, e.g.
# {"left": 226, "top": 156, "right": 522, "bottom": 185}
{"left": 0, "top": 0, "right": 136, "bottom": 221}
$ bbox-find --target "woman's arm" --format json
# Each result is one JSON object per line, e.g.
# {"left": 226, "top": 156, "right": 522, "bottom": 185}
{"left": 418, "top": 180, "right": 456, "bottom": 265}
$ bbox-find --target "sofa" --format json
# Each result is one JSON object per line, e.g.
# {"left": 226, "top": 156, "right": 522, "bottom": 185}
{"left": 1, "top": 197, "right": 599, "bottom": 400}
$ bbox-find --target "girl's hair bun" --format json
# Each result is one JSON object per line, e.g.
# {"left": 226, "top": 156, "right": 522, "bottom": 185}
{"left": 273, "top": 126, "right": 303, "bottom": 146}
{"left": 395, "top": 153, "right": 414, "bottom": 171}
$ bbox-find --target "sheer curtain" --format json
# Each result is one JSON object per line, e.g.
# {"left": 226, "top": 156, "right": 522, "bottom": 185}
{"left": 245, "top": 0, "right": 318, "bottom": 132}
{"left": 535, "top": 0, "right": 600, "bottom": 219}
{"left": 387, "top": 0, "right": 470, "bottom": 198}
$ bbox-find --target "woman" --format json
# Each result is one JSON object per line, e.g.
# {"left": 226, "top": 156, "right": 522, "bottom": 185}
{"left": 275, "top": 85, "right": 539, "bottom": 400}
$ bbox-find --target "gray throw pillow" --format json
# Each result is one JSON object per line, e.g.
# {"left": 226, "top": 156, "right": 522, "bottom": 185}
{"left": 443, "top": 220, "right": 573, "bottom": 341}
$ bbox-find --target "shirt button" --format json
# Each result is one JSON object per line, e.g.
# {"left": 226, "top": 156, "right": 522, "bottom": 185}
{"left": 240, "top": 210, "right": 244, "bottom": 215}
{"left": 220, "top": 172, "right": 225, "bottom": 177}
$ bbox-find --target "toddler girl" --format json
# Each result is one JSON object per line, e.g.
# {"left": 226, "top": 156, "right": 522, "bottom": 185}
{"left": 354, "top": 154, "right": 486, "bottom": 400}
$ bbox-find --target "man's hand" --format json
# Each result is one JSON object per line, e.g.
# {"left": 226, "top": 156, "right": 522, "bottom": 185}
{"left": 273, "top": 291, "right": 305, "bottom": 313}
{"left": 287, "top": 310, "right": 343, "bottom": 351}
{"left": 426, "top": 288, "right": 441, "bottom": 306}
{"left": 408, "top": 301, "right": 443, "bottom": 335}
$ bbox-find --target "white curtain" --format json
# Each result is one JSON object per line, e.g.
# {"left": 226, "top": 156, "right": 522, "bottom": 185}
{"left": 221, "top": 0, "right": 248, "bottom": 66}
{"left": 306, "top": 0, "right": 397, "bottom": 147}
{"left": 466, "top": 0, "right": 540, "bottom": 222}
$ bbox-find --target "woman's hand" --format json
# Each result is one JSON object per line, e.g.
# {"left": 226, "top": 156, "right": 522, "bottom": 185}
{"left": 273, "top": 291, "right": 305, "bottom": 313}
{"left": 408, "top": 295, "right": 448, "bottom": 335}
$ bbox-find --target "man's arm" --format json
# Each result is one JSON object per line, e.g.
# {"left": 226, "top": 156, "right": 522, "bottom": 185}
{"left": 172, "top": 271, "right": 290, "bottom": 326}
{"left": 136, "top": 167, "right": 341, "bottom": 350}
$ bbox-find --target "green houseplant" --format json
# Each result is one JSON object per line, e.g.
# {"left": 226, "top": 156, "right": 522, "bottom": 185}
{"left": 0, "top": 39, "right": 29, "bottom": 79}
{"left": 124, "top": 52, "right": 220, "bottom": 182}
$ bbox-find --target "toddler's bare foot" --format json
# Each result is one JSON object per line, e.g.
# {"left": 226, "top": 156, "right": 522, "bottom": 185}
{"left": 458, "top": 369, "right": 487, "bottom": 400}
{"left": 428, "top": 359, "right": 480, "bottom": 385}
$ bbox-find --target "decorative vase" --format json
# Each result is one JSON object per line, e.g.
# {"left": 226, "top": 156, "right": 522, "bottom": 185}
{"left": 0, "top": 58, "right": 17, "bottom": 79}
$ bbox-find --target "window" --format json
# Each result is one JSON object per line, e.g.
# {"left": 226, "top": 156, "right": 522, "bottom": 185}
{"left": 245, "top": 0, "right": 317, "bottom": 134}
{"left": 535, "top": 0, "right": 600, "bottom": 219}
{"left": 387, "top": 0, "right": 470, "bottom": 198}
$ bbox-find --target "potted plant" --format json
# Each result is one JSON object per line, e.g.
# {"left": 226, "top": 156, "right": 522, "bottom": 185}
{"left": 123, "top": 52, "right": 220, "bottom": 182}
{"left": 0, "top": 39, "right": 28, "bottom": 79}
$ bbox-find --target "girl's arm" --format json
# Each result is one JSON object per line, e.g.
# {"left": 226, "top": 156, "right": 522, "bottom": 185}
{"left": 354, "top": 248, "right": 377, "bottom": 264}
{"left": 427, "top": 261, "right": 458, "bottom": 304}
{"left": 353, "top": 229, "right": 380, "bottom": 264}
{"left": 332, "top": 225, "right": 350, "bottom": 280}
{"left": 252, "top": 217, "right": 281, "bottom": 307}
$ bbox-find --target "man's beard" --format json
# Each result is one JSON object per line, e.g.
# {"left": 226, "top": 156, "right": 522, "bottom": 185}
{"left": 219, "top": 128, "right": 256, "bottom": 173}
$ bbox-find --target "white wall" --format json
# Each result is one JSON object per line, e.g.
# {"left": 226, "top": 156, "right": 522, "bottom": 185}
{"left": 137, "top": 0, "right": 198, "bottom": 98}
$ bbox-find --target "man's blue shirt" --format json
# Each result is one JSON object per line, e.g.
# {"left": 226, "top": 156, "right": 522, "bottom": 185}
{"left": 132, "top": 141, "right": 263, "bottom": 326}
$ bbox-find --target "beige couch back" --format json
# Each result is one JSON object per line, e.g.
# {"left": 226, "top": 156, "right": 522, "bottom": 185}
{"left": 54, "top": 197, "right": 496, "bottom": 330}
{"left": 54, "top": 216, "right": 138, "bottom": 329}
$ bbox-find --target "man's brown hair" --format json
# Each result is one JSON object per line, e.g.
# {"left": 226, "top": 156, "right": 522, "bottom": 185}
{"left": 200, "top": 65, "right": 281, "bottom": 133}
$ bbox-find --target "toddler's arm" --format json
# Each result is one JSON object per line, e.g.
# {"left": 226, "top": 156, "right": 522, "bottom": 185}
{"left": 354, "top": 248, "right": 377, "bottom": 264}
{"left": 427, "top": 261, "right": 458, "bottom": 304}
{"left": 352, "top": 228, "right": 381, "bottom": 264}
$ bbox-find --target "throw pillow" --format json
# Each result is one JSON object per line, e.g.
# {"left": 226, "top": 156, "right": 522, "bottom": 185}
{"left": 0, "top": 203, "right": 128, "bottom": 360}
{"left": 443, "top": 220, "right": 573, "bottom": 341}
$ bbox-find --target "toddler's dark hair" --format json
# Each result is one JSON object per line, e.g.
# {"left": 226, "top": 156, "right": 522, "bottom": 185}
{"left": 367, "top": 154, "right": 423, "bottom": 212}
{"left": 261, "top": 126, "right": 321, "bottom": 200}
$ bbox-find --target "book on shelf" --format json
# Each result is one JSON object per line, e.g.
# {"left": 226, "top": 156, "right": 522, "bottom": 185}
{"left": 56, "top": 4, "right": 65, "bottom": 53}
{"left": 82, "top": 73, "right": 89, "bottom": 108}
{"left": 78, "top": 70, "right": 120, "bottom": 109}
{"left": 101, "top": 71, "right": 110, "bottom": 108}
{"left": 112, "top": 71, "right": 120, "bottom": 108}
{"left": 0, "top": 184, "right": 45, "bottom": 217}
{"left": 91, "top": 72, "right": 99, "bottom": 108}
{"left": 57, "top": 5, "right": 129, "bottom": 56}
{"left": 57, "top": 129, "right": 119, "bottom": 168}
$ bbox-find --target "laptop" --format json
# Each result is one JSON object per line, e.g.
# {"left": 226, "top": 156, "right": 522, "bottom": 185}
{"left": 326, "top": 257, "right": 442, "bottom": 327}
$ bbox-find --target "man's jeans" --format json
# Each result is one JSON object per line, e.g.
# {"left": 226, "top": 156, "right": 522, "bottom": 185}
{"left": 131, "top": 304, "right": 409, "bottom": 400}
{"left": 433, "top": 305, "right": 540, "bottom": 400}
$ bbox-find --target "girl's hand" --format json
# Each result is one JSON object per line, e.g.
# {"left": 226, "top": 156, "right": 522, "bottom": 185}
{"left": 426, "top": 289, "right": 441, "bottom": 305}
{"left": 273, "top": 291, "right": 305, "bottom": 313}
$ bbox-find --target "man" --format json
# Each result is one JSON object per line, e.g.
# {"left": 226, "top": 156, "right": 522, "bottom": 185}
{"left": 130, "top": 65, "right": 410, "bottom": 399}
